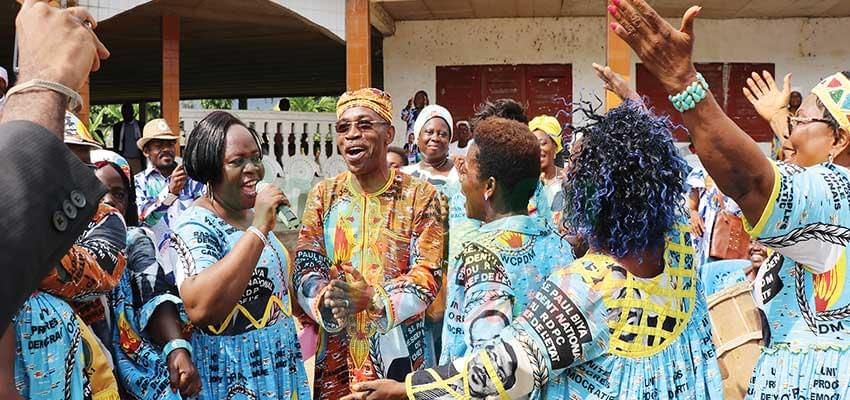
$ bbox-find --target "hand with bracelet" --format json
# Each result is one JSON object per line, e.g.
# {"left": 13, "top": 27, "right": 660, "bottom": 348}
{"left": 1, "top": 0, "right": 110, "bottom": 135}
{"left": 608, "top": 0, "right": 775, "bottom": 223}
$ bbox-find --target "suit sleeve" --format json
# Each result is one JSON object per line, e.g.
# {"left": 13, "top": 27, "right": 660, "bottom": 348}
{"left": 0, "top": 121, "right": 106, "bottom": 333}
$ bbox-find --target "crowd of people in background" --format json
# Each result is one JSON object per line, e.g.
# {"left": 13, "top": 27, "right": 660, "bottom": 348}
{"left": 2, "top": 0, "right": 850, "bottom": 400}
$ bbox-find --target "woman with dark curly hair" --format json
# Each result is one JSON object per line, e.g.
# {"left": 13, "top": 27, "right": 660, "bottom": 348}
{"left": 343, "top": 100, "right": 722, "bottom": 400}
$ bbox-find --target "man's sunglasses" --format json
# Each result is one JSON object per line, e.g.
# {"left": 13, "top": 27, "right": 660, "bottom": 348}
{"left": 335, "top": 120, "right": 389, "bottom": 134}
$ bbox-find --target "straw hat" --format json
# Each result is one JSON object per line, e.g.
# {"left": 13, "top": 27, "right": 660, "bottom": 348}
{"left": 63, "top": 112, "right": 102, "bottom": 149}
{"left": 137, "top": 118, "right": 177, "bottom": 150}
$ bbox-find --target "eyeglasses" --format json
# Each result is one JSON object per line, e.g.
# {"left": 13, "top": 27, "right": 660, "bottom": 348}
{"left": 335, "top": 119, "right": 389, "bottom": 135}
{"left": 788, "top": 115, "right": 836, "bottom": 131}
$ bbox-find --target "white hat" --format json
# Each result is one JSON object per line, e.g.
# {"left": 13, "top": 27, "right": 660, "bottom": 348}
{"left": 413, "top": 104, "right": 453, "bottom": 142}
{"left": 0, "top": 67, "right": 7, "bottom": 85}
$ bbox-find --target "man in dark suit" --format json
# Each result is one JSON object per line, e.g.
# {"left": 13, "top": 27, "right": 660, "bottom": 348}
{"left": 112, "top": 102, "right": 144, "bottom": 174}
{"left": 0, "top": 0, "right": 110, "bottom": 332}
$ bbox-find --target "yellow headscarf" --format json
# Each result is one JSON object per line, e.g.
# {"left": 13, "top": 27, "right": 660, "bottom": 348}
{"left": 528, "top": 115, "right": 563, "bottom": 153}
{"left": 811, "top": 72, "right": 850, "bottom": 132}
{"left": 336, "top": 88, "right": 394, "bottom": 123}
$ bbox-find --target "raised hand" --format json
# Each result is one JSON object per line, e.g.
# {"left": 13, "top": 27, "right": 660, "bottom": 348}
{"left": 15, "top": 0, "right": 110, "bottom": 90}
{"left": 592, "top": 62, "right": 641, "bottom": 102}
{"left": 743, "top": 71, "right": 792, "bottom": 123}
{"left": 608, "top": 0, "right": 702, "bottom": 94}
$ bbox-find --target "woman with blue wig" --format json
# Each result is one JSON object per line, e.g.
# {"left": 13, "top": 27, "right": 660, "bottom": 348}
{"left": 608, "top": 0, "right": 850, "bottom": 397}
{"left": 341, "top": 94, "right": 722, "bottom": 399}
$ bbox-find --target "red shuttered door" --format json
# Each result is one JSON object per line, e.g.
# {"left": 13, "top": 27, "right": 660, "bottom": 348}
{"left": 436, "top": 64, "right": 572, "bottom": 139}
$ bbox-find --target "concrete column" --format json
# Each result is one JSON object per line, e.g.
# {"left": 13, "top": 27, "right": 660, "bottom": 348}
{"left": 346, "top": 0, "right": 371, "bottom": 90}
{"left": 162, "top": 15, "right": 180, "bottom": 153}
{"left": 606, "top": 11, "right": 631, "bottom": 110}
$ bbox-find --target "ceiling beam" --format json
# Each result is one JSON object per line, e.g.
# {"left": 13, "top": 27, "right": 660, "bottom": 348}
{"left": 370, "top": 1, "right": 396, "bottom": 36}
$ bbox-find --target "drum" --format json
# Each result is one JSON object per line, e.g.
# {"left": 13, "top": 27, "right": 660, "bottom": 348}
{"left": 707, "top": 281, "right": 763, "bottom": 400}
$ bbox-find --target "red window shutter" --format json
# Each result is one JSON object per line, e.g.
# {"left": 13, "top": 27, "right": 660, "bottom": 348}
{"left": 436, "top": 66, "right": 483, "bottom": 125}
{"left": 525, "top": 64, "right": 573, "bottom": 140}
{"left": 727, "top": 63, "right": 775, "bottom": 142}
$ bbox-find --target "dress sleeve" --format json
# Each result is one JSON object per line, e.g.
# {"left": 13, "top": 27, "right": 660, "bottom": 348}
{"left": 746, "top": 161, "right": 850, "bottom": 273}
{"left": 125, "top": 228, "right": 185, "bottom": 329}
{"left": 293, "top": 182, "right": 340, "bottom": 332}
{"left": 170, "top": 213, "right": 224, "bottom": 290}
{"left": 375, "top": 186, "right": 446, "bottom": 331}
{"left": 406, "top": 261, "right": 610, "bottom": 399}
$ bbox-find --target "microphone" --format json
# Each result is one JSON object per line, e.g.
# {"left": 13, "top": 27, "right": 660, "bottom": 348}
{"left": 256, "top": 182, "right": 301, "bottom": 230}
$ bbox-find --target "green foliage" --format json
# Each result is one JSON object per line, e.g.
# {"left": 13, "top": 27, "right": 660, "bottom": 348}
{"left": 89, "top": 103, "right": 161, "bottom": 147}
{"left": 200, "top": 99, "right": 233, "bottom": 109}
{"left": 286, "top": 96, "right": 338, "bottom": 112}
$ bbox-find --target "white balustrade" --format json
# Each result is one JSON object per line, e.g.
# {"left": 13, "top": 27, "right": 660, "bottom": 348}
{"left": 180, "top": 109, "right": 346, "bottom": 180}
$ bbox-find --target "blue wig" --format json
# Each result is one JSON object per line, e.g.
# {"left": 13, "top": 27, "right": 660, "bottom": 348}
{"left": 563, "top": 100, "right": 688, "bottom": 259}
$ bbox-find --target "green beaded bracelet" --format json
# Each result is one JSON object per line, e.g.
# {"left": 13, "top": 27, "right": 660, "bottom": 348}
{"left": 668, "top": 73, "right": 709, "bottom": 113}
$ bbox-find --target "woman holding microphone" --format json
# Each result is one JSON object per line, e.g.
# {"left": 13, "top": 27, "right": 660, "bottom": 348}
{"left": 168, "top": 111, "right": 310, "bottom": 399}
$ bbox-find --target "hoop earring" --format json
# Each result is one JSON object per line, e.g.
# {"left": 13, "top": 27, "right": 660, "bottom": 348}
{"left": 829, "top": 153, "right": 835, "bottom": 165}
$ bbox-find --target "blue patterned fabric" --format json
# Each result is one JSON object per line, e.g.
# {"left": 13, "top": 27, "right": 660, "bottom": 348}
{"left": 110, "top": 227, "right": 187, "bottom": 399}
{"left": 170, "top": 207, "right": 310, "bottom": 400}
{"left": 745, "top": 161, "right": 850, "bottom": 399}
{"left": 134, "top": 166, "right": 204, "bottom": 249}
{"left": 13, "top": 292, "right": 89, "bottom": 399}
{"left": 407, "top": 219, "right": 722, "bottom": 400}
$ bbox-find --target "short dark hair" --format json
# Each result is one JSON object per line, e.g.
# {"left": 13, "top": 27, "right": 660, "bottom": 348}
{"left": 471, "top": 99, "right": 528, "bottom": 130}
{"left": 472, "top": 117, "right": 540, "bottom": 212}
{"left": 387, "top": 146, "right": 408, "bottom": 166}
{"left": 279, "top": 98, "right": 291, "bottom": 111}
{"left": 184, "top": 111, "right": 257, "bottom": 184}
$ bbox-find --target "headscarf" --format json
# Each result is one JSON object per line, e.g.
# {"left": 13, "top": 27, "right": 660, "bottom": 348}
{"left": 91, "top": 149, "right": 132, "bottom": 182}
{"left": 63, "top": 111, "right": 102, "bottom": 149}
{"left": 336, "top": 88, "right": 393, "bottom": 123}
{"left": 811, "top": 72, "right": 850, "bottom": 132}
{"left": 528, "top": 115, "right": 563, "bottom": 153}
{"left": 413, "top": 104, "right": 453, "bottom": 142}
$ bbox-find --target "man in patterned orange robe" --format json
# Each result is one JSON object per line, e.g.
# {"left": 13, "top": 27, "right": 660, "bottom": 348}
{"left": 294, "top": 88, "right": 446, "bottom": 399}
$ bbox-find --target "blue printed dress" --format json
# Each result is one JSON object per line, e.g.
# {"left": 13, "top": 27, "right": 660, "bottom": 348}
{"left": 401, "top": 165, "right": 481, "bottom": 360}
{"left": 170, "top": 207, "right": 310, "bottom": 400}
{"left": 528, "top": 174, "right": 566, "bottom": 232}
{"left": 111, "top": 227, "right": 188, "bottom": 399}
{"left": 405, "top": 218, "right": 723, "bottom": 400}
{"left": 13, "top": 292, "right": 89, "bottom": 399}
{"left": 440, "top": 215, "right": 573, "bottom": 400}
{"left": 745, "top": 161, "right": 850, "bottom": 399}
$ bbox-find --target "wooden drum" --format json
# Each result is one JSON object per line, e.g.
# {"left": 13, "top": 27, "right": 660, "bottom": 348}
{"left": 707, "top": 281, "right": 763, "bottom": 400}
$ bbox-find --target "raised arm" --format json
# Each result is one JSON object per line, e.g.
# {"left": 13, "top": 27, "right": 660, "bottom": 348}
{"left": 608, "top": 0, "right": 774, "bottom": 224}
{"left": 743, "top": 71, "right": 793, "bottom": 160}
